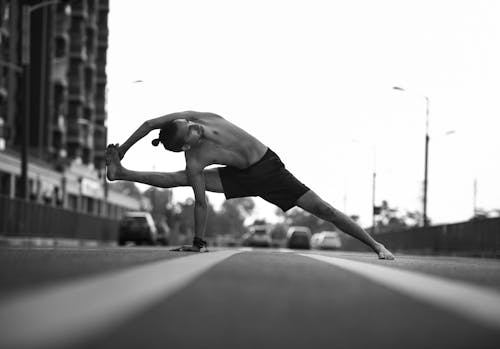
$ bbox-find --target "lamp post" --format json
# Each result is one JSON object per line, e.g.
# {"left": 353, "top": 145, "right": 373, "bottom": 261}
{"left": 393, "top": 86, "right": 430, "bottom": 226}
{"left": 19, "top": 0, "right": 60, "bottom": 200}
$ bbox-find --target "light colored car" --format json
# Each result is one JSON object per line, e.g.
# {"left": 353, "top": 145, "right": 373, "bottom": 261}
{"left": 242, "top": 225, "right": 272, "bottom": 247}
{"left": 118, "top": 211, "right": 158, "bottom": 246}
{"left": 311, "top": 231, "right": 342, "bottom": 250}
{"left": 286, "top": 226, "right": 312, "bottom": 249}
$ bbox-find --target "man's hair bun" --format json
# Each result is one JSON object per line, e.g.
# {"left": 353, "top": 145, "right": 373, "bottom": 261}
{"left": 152, "top": 138, "right": 160, "bottom": 146}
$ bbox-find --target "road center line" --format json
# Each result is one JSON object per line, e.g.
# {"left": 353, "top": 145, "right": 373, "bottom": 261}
{"left": 300, "top": 253, "right": 500, "bottom": 331}
{"left": 0, "top": 250, "right": 240, "bottom": 349}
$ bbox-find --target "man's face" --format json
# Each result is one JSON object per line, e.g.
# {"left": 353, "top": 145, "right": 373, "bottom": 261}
{"left": 173, "top": 119, "right": 203, "bottom": 149}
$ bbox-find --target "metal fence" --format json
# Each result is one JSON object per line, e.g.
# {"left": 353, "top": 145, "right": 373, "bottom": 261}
{"left": 0, "top": 195, "right": 119, "bottom": 242}
{"left": 342, "top": 217, "right": 500, "bottom": 257}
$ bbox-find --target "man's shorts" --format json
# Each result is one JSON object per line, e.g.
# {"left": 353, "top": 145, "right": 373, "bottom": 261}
{"left": 218, "top": 148, "right": 310, "bottom": 212}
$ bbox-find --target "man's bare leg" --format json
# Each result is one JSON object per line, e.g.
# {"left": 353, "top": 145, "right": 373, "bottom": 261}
{"left": 105, "top": 145, "right": 223, "bottom": 192}
{"left": 296, "top": 190, "right": 395, "bottom": 260}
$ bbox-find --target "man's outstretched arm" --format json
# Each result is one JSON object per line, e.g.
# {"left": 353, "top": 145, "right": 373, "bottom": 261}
{"left": 186, "top": 163, "right": 208, "bottom": 242}
{"left": 117, "top": 111, "right": 196, "bottom": 158}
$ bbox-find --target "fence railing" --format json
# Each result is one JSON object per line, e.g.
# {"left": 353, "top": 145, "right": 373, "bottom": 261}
{"left": 341, "top": 217, "right": 500, "bottom": 257}
{"left": 0, "top": 195, "right": 119, "bottom": 242}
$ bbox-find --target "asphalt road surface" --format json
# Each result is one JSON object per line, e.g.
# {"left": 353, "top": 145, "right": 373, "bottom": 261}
{"left": 1, "top": 246, "right": 500, "bottom": 349}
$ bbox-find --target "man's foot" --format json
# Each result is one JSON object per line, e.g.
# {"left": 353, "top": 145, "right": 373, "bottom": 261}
{"left": 105, "top": 144, "right": 122, "bottom": 181}
{"left": 374, "top": 243, "right": 395, "bottom": 260}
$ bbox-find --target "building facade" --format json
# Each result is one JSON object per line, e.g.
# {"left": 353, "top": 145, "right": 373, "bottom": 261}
{"left": 0, "top": 0, "right": 141, "bottom": 217}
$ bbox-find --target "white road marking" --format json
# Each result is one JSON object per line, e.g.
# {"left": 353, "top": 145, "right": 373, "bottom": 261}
{"left": 301, "top": 253, "right": 500, "bottom": 331}
{"left": 238, "top": 247, "right": 253, "bottom": 252}
{"left": 0, "top": 250, "right": 240, "bottom": 349}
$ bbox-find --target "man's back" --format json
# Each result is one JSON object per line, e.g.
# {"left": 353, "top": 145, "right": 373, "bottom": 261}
{"left": 184, "top": 112, "right": 268, "bottom": 169}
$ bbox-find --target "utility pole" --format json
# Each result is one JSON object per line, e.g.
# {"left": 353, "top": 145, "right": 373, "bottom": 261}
{"left": 20, "top": 5, "right": 30, "bottom": 200}
{"left": 423, "top": 96, "right": 430, "bottom": 226}
{"left": 20, "top": 0, "right": 60, "bottom": 200}
{"left": 473, "top": 178, "right": 478, "bottom": 217}
{"left": 372, "top": 171, "right": 376, "bottom": 234}
{"left": 393, "top": 86, "right": 430, "bottom": 227}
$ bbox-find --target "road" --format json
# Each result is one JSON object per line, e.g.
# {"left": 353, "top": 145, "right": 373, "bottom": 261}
{"left": 1, "top": 246, "right": 500, "bottom": 349}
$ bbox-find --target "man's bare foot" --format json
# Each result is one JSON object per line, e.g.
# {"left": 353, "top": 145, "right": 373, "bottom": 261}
{"left": 374, "top": 243, "right": 395, "bottom": 260}
{"left": 105, "top": 144, "right": 122, "bottom": 181}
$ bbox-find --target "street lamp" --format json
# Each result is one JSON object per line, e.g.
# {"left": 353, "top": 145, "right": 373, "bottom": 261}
{"left": 19, "top": 0, "right": 60, "bottom": 200}
{"left": 393, "top": 86, "right": 430, "bottom": 226}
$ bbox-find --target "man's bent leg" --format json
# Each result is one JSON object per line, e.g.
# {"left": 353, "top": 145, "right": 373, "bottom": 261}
{"left": 296, "top": 190, "right": 394, "bottom": 260}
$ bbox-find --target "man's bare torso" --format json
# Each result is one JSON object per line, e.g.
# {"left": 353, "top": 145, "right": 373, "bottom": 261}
{"left": 184, "top": 112, "right": 268, "bottom": 169}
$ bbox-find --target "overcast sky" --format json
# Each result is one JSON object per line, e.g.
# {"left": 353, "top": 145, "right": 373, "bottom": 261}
{"left": 106, "top": 0, "right": 500, "bottom": 227}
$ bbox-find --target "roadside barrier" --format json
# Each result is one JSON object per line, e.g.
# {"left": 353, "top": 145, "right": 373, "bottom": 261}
{"left": 0, "top": 195, "right": 119, "bottom": 242}
{"left": 341, "top": 217, "right": 500, "bottom": 257}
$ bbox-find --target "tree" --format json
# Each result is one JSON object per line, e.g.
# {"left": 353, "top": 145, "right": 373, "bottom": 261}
{"left": 210, "top": 198, "right": 255, "bottom": 237}
{"left": 374, "top": 200, "right": 423, "bottom": 233}
{"left": 108, "top": 181, "right": 141, "bottom": 199}
{"left": 143, "top": 187, "right": 173, "bottom": 221}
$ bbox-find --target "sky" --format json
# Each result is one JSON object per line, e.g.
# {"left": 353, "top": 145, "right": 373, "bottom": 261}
{"left": 106, "top": 0, "right": 500, "bottom": 227}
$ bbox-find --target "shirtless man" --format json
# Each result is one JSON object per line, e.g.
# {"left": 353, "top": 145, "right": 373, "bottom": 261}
{"left": 105, "top": 111, "right": 394, "bottom": 259}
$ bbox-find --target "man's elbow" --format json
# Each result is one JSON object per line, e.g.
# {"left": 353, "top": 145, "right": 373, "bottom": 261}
{"left": 143, "top": 120, "right": 154, "bottom": 130}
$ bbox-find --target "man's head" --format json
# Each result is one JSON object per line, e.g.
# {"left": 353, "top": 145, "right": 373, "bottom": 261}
{"left": 151, "top": 119, "right": 203, "bottom": 152}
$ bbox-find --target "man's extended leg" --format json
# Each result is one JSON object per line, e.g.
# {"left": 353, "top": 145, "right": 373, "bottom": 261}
{"left": 296, "top": 190, "right": 395, "bottom": 260}
{"left": 105, "top": 145, "right": 224, "bottom": 193}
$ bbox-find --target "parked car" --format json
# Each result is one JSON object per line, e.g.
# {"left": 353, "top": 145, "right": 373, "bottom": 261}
{"left": 311, "top": 231, "right": 342, "bottom": 250}
{"left": 118, "top": 212, "right": 158, "bottom": 246}
{"left": 242, "top": 225, "right": 272, "bottom": 247}
{"left": 286, "top": 226, "right": 311, "bottom": 249}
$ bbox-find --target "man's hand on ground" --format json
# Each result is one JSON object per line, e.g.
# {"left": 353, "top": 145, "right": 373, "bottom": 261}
{"left": 171, "top": 245, "right": 203, "bottom": 252}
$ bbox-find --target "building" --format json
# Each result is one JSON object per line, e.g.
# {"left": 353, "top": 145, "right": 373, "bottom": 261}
{"left": 0, "top": 0, "right": 141, "bottom": 217}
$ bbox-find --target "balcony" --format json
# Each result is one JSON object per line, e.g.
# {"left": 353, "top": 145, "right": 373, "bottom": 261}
{"left": 83, "top": 104, "right": 95, "bottom": 123}
{"left": 97, "top": 28, "right": 108, "bottom": 46}
{"left": 71, "top": 0, "right": 88, "bottom": 19}
{"left": 68, "top": 83, "right": 84, "bottom": 104}
{"left": 69, "top": 44, "right": 87, "bottom": 61}
{"left": 67, "top": 101, "right": 83, "bottom": 122}
{"left": 93, "top": 124, "right": 106, "bottom": 149}
{"left": 55, "top": 8, "right": 71, "bottom": 36}
{"left": 94, "top": 110, "right": 106, "bottom": 125}
{"left": 0, "top": 86, "right": 7, "bottom": 101}
{"left": 66, "top": 122, "right": 84, "bottom": 146}
{"left": 51, "top": 57, "right": 68, "bottom": 86}
{"left": 95, "top": 93, "right": 105, "bottom": 113}
{"left": 98, "top": 0, "right": 109, "bottom": 11}
{"left": 54, "top": 35, "right": 69, "bottom": 58}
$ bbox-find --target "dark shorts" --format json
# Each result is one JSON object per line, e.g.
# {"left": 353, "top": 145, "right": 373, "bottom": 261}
{"left": 218, "top": 148, "right": 310, "bottom": 212}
